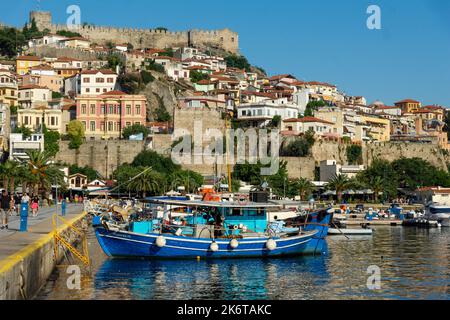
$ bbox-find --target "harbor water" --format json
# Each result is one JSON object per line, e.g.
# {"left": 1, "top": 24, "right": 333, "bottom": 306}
{"left": 37, "top": 226, "right": 449, "bottom": 300}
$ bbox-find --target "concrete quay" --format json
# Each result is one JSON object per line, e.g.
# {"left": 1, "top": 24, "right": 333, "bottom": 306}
{"left": 0, "top": 204, "right": 87, "bottom": 300}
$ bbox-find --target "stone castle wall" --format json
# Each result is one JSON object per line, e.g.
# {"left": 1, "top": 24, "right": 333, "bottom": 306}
{"left": 30, "top": 11, "right": 239, "bottom": 53}
{"left": 55, "top": 140, "right": 145, "bottom": 178}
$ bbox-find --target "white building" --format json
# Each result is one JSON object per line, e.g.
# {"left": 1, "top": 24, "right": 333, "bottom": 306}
{"left": 18, "top": 85, "right": 52, "bottom": 109}
{"left": 153, "top": 56, "right": 189, "bottom": 81}
{"left": 320, "top": 160, "right": 365, "bottom": 182}
{"left": 28, "top": 34, "right": 68, "bottom": 48}
{"left": 65, "top": 70, "right": 118, "bottom": 96}
{"left": 9, "top": 133, "right": 45, "bottom": 161}
{"left": 282, "top": 116, "right": 335, "bottom": 137}
{"left": 237, "top": 98, "right": 300, "bottom": 127}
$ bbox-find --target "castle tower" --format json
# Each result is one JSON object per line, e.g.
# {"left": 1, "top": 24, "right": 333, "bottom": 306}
{"left": 29, "top": 11, "right": 52, "bottom": 30}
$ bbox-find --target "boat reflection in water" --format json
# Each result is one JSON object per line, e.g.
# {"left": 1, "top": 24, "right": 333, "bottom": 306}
{"left": 94, "top": 245, "right": 330, "bottom": 300}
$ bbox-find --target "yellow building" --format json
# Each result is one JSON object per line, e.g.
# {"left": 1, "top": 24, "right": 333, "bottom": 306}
{"left": 17, "top": 105, "right": 73, "bottom": 134}
{"left": 395, "top": 99, "right": 421, "bottom": 114}
{"left": 16, "top": 55, "right": 42, "bottom": 75}
{"left": 0, "top": 69, "right": 18, "bottom": 107}
{"left": 362, "top": 115, "right": 391, "bottom": 142}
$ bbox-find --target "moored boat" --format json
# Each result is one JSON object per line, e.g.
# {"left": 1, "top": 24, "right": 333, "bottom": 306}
{"left": 93, "top": 200, "right": 333, "bottom": 259}
{"left": 425, "top": 203, "right": 450, "bottom": 227}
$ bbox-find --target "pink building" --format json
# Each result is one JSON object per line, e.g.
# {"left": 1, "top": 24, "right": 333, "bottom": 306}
{"left": 76, "top": 90, "right": 147, "bottom": 140}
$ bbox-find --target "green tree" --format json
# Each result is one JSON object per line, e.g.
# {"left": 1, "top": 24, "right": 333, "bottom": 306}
{"left": 43, "top": 128, "right": 60, "bottom": 156}
{"left": 56, "top": 30, "right": 82, "bottom": 38}
{"left": 190, "top": 70, "right": 209, "bottom": 83}
{"left": 13, "top": 125, "right": 33, "bottom": 139}
{"left": 67, "top": 120, "right": 85, "bottom": 150}
{"left": 269, "top": 115, "right": 282, "bottom": 128}
{"left": 107, "top": 54, "right": 122, "bottom": 71}
{"left": 140, "top": 70, "right": 155, "bottom": 84}
{"left": 68, "top": 165, "right": 98, "bottom": 182}
{"left": 224, "top": 54, "right": 251, "bottom": 72}
{"left": 0, "top": 27, "right": 26, "bottom": 57}
{"left": 159, "top": 48, "right": 174, "bottom": 57}
{"left": 25, "top": 150, "right": 65, "bottom": 198}
{"left": 145, "top": 60, "right": 165, "bottom": 73}
{"left": 369, "top": 176, "right": 384, "bottom": 203}
{"left": 129, "top": 168, "right": 163, "bottom": 197}
{"left": 304, "top": 100, "right": 326, "bottom": 117}
{"left": 52, "top": 91, "right": 63, "bottom": 99}
{"left": 132, "top": 150, "right": 181, "bottom": 175}
{"left": 122, "top": 124, "right": 149, "bottom": 140}
{"left": 293, "top": 178, "right": 313, "bottom": 201}
{"left": 347, "top": 145, "right": 363, "bottom": 165}
{"left": 154, "top": 94, "right": 171, "bottom": 122}
{"left": 327, "top": 174, "right": 350, "bottom": 203}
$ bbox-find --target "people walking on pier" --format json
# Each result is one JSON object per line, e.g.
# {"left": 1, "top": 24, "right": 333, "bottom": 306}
{"left": 0, "top": 190, "right": 10, "bottom": 230}
{"left": 21, "top": 193, "right": 30, "bottom": 205}
{"left": 31, "top": 198, "right": 39, "bottom": 217}
{"left": 9, "top": 195, "right": 15, "bottom": 217}
{"left": 14, "top": 193, "right": 21, "bottom": 216}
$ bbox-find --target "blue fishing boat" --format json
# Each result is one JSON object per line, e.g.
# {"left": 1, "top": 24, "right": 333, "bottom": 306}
{"left": 93, "top": 200, "right": 333, "bottom": 259}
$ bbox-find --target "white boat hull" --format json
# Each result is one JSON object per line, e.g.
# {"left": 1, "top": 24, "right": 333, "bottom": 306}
{"left": 328, "top": 228, "right": 373, "bottom": 236}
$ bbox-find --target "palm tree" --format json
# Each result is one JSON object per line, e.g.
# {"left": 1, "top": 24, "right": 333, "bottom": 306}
{"left": 24, "top": 150, "right": 64, "bottom": 199}
{"left": 129, "top": 168, "right": 161, "bottom": 197}
{"left": 369, "top": 176, "right": 384, "bottom": 203}
{"left": 294, "top": 178, "right": 313, "bottom": 201}
{"left": 327, "top": 174, "right": 350, "bottom": 203}
{"left": 0, "top": 162, "right": 9, "bottom": 190}
{"left": 18, "top": 165, "right": 38, "bottom": 195}
{"left": 3, "top": 160, "right": 21, "bottom": 193}
{"left": 169, "top": 172, "right": 200, "bottom": 194}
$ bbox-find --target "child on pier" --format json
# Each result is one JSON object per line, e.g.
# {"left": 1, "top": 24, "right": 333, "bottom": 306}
{"left": 31, "top": 199, "right": 39, "bottom": 217}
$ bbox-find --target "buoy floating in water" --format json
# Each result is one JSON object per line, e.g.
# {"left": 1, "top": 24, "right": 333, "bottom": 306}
{"left": 266, "top": 239, "right": 277, "bottom": 251}
{"left": 210, "top": 241, "right": 219, "bottom": 252}
{"left": 229, "top": 239, "right": 239, "bottom": 249}
{"left": 155, "top": 236, "right": 166, "bottom": 248}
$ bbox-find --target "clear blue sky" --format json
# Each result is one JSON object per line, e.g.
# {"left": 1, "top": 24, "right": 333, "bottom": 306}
{"left": 2, "top": 0, "right": 450, "bottom": 106}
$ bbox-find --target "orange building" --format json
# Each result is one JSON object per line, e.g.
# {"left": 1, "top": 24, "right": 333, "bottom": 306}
{"left": 395, "top": 99, "right": 421, "bottom": 113}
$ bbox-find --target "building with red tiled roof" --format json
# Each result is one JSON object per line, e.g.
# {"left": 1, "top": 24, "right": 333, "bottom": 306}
{"left": 395, "top": 99, "right": 422, "bottom": 113}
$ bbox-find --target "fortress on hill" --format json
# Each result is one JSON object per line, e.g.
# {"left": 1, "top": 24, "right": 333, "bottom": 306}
{"left": 30, "top": 11, "right": 239, "bottom": 53}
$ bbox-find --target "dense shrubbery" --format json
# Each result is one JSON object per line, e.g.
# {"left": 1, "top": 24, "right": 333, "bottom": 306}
{"left": 224, "top": 54, "right": 251, "bottom": 72}
{"left": 347, "top": 145, "right": 363, "bottom": 165}
{"left": 146, "top": 60, "right": 165, "bottom": 73}
{"left": 56, "top": 30, "right": 82, "bottom": 38}
{"left": 357, "top": 158, "right": 450, "bottom": 199}
{"left": 123, "top": 124, "right": 149, "bottom": 140}
{"left": 304, "top": 100, "right": 327, "bottom": 117}
{"left": 280, "top": 131, "right": 316, "bottom": 157}
{"left": 190, "top": 70, "right": 210, "bottom": 83}
{"left": 140, "top": 70, "right": 155, "bottom": 84}
{"left": 68, "top": 165, "right": 98, "bottom": 181}
{"left": 113, "top": 150, "right": 204, "bottom": 195}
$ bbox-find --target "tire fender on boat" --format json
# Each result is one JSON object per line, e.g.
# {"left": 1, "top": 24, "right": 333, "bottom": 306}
{"left": 229, "top": 239, "right": 239, "bottom": 249}
{"left": 266, "top": 239, "right": 277, "bottom": 251}
{"left": 156, "top": 236, "right": 166, "bottom": 248}
{"left": 210, "top": 241, "right": 219, "bottom": 252}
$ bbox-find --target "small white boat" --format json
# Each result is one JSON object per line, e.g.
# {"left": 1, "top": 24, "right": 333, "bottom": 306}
{"left": 328, "top": 228, "right": 373, "bottom": 236}
{"left": 426, "top": 203, "right": 450, "bottom": 227}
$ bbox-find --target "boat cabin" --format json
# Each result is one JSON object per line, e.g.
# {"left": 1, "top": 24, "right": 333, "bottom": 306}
{"left": 131, "top": 199, "right": 281, "bottom": 238}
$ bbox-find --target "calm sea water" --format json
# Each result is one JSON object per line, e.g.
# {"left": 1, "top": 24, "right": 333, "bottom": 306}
{"left": 37, "top": 227, "right": 449, "bottom": 300}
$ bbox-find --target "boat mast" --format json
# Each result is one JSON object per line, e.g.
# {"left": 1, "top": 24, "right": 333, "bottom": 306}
{"left": 225, "top": 106, "right": 233, "bottom": 193}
